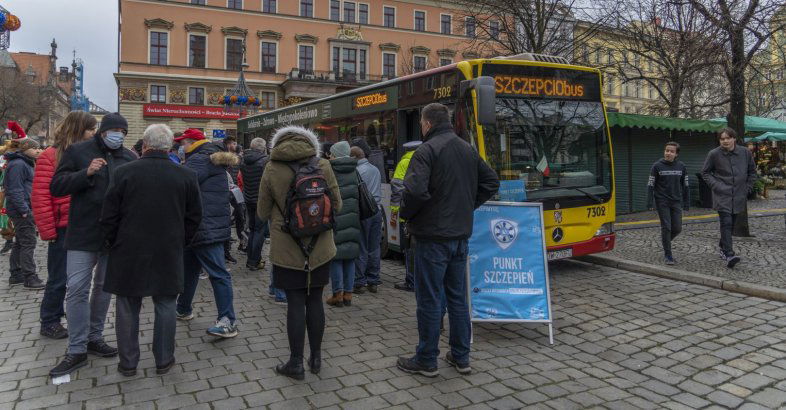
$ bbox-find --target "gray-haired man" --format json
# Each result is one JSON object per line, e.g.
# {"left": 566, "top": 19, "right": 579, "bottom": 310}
{"left": 101, "top": 124, "right": 202, "bottom": 376}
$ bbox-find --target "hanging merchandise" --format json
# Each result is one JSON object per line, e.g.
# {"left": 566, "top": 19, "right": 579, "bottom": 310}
{"left": 4, "top": 14, "right": 20, "bottom": 31}
{"left": 0, "top": 12, "right": 7, "bottom": 29}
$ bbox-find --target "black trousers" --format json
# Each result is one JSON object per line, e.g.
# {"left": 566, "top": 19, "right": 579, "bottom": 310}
{"left": 718, "top": 212, "right": 738, "bottom": 257}
{"left": 655, "top": 201, "right": 683, "bottom": 258}
{"left": 284, "top": 287, "right": 325, "bottom": 361}
{"left": 116, "top": 295, "right": 177, "bottom": 369}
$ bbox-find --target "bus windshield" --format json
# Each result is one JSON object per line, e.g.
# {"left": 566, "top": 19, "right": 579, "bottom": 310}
{"left": 482, "top": 97, "right": 612, "bottom": 201}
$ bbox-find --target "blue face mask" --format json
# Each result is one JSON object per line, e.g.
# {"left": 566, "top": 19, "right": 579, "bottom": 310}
{"left": 104, "top": 131, "right": 125, "bottom": 150}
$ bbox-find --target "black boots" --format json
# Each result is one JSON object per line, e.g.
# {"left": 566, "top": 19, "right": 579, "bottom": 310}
{"left": 275, "top": 357, "right": 305, "bottom": 380}
{"left": 308, "top": 353, "right": 321, "bottom": 375}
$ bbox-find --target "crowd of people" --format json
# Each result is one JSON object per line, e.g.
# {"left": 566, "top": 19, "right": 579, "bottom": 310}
{"left": 0, "top": 102, "right": 501, "bottom": 381}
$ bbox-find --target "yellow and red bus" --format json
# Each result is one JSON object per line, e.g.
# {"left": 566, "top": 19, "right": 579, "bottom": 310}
{"left": 238, "top": 54, "right": 615, "bottom": 260}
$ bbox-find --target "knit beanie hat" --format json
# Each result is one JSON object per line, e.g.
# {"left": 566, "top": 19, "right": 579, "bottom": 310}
{"left": 6, "top": 121, "right": 26, "bottom": 140}
{"left": 15, "top": 137, "right": 40, "bottom": 151}
{"left": 97, "top": 112, "right": 128, "bottom": 136}
{"left": 330, "top": 141, "right": 350, "bottom": 158}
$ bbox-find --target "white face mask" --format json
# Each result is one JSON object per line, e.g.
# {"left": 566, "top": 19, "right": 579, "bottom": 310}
{"left": 104, "top": 131, "right": 125, "bottom": 149}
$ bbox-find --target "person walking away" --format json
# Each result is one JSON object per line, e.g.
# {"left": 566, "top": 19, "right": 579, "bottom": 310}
{"left": 326, "top": 142, "right": 361, "bottom": 307}
{"left": 101, "top": 124, "right": 202, "bottom": 377}
{"left": 351, "top": 146, "right": 382, "bottom": 293}
{"left": 32, "top": 111, "right": 97, "bottom": 339}
{"left": 351, "top": 137, "right": 387, "bottom": 183}
{"left": 701, "top": 127, "right": 757, "bottom": 268}
{"left": 391, "top": 141, "right": 421, "bottom": 292}
{"left": 397, "top": 103, "right": 499, "bottom": 377}
{"left": 257, "top": 125, "right": 341, "bottom": 380}
{"left": 49, "top": 112, "right": 136, "bottom": 377}
{"left": 3, "top": 122, "right": 44, "bottom": 289}
{"left": 646, "top": 141, "right": 690, "bottom": 266}
{"left": 174, "top": 128, "right": 240, "bottom": 338}
{"left": 0, "top": 141, "right": 13, "bottom": 256}
{"left": 219, "top": 135, "right": 247, "bottom": 253}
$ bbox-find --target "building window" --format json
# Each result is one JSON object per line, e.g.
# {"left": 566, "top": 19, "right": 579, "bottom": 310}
{"left": 191, "top": 0, "right": 205, "bottom": 4}
{"left": 228, "top": 0, "right": 242, "bottom": 9}
{"left": 490, "top": 21, "right": 500, "bottom": 40}
{"left": 343, "top": 48, "right": 357, "bottom": 79}
{"left": 605, "top": 75, "right": 614, "bottom": 95}
{"left": 414, "top": 11, "right": 425, "bottom": 31}
{"left": 330, "top": 0, "right": 340, "bottom": 21}
{"left": 595, "top": 48, "right": 601, "bottom": 64}
{"left": 261, "top": 42, "right": 276, "bottom": 73}
{"left": 260, "top": 92, "right": 276, "bottom": 109}
{"left": 150, "top": 31, "right": 168, "bottom": 65}
{"left": 383, "top": 53, "right": 396, "bottom": 77}
{"left": 383, "top": 6, "right": 395, "bottom": 28}
{"left": 150, "top": 85, "right": 166, "bottom": 103}
{"left": 299, "top": 45, "right": 314, "bottom": 73}
{"left": 226, "top": 38, "right": 243, "bottom": 71}
{"left": 189, "top": 87, "right": 204, "bottom": 105}
{"left": 413, "top": 56, "right": 426, "bottom": 72}
{"left": 359, "top": 49, "right": 366, "bottom": 79}
{"left": 344, "top": 2, "right": 356, "bottom": 22}
{"left": 359, "top": 4, "right": 368, "bottom": 24}
{"left": 440, "top": 58, "right": 452, "bottom": 66}
{"left": 300, "top": 0, "right": 313, "bottom": 17}
{"left": 263, "top": 0, "right": 276, "bottom": 13}
{"left": 189, "top": 35, "right": 206, "bottom": 68}
{"left": 440, "top": 15, "right": 451, "bottom": 34}
{"left": 333, "top": 47, "right": 340, "bottom": 73}
{"left": 465, "top": 17, "right": 476, "bottom": 37}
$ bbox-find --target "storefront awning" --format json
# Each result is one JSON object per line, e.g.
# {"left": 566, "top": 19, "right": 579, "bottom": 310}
{"left": 607, "top": 112, "right": 725, "bottom": 133}
{"left": 710, "top": 115, "right": 786, "bottom": 134}
{"left": 745, "top": 132, "right": 786, "bottom": 142}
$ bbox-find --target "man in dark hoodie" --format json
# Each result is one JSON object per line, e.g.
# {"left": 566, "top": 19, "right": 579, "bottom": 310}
{"left": 174, "top": 128, "right": 240, "bottom": 339}
{"left": 50, "top": 113, "right": 137, "bottom": 377}
{"left": 646, "top": 142, "right": 690, "bottom": 265}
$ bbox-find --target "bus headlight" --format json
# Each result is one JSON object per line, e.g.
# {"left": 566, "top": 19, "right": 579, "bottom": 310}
{"left": 595, "top": 223, "right": 614, "bottom": 236}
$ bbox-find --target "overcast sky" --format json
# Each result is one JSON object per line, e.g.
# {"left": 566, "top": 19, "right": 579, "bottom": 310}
{"left": 4, "top": 0, "right": 118, "bottom": 111}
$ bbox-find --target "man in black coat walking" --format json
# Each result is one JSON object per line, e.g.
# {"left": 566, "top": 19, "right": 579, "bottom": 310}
{"left": 397, "top": 103, "right": 499, "bottom": 377}
{"left": 239, "top": 137, "right": 269, "bottom": 271}
{"left": 101, "top": 124, "right": 202, "bottom": 377}
{"left": 49, "top": 112, "right": 137, "bottom": 378}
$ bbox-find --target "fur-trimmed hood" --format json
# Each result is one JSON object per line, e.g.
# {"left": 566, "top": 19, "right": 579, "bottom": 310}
{"left": 210, "top": 151, "right": 239, "bottom": 166}
{"left": 270, "top": 125, "right": 321, "bottom": 162}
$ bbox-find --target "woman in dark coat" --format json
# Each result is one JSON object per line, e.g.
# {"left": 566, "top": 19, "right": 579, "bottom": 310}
{"left": 257, "top": 125, "right": 341, "bottom": 380}
{"left": 100, "top": 124, "right": 202, "bottom": 376}
{"left": 325, "top": 141, "right": 362, "bottom": 307}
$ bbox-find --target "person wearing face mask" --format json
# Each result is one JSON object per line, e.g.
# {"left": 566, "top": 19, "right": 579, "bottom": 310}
{"left": 49, "top": 112, "right": 137, "bottom": 378}
{"left": 3, "top": 122, "right": 45, "bottom": 290}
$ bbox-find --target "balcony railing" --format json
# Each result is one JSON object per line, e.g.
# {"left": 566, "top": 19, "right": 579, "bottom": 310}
{"left": 287, "top": 68, "right": 393, "bottom": 85}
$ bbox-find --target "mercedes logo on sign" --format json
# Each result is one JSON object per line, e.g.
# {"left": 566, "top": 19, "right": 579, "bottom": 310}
{"left": 552, "top": 227, "right": 564, "bottom": 243}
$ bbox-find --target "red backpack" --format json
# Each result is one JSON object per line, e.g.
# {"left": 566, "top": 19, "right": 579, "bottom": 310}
{"left": 276, "top": 157, "right": 335, "bottom": 272}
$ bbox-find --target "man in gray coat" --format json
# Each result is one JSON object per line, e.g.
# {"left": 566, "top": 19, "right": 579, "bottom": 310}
{"left": 700, "top": 127, "right": 757, "bottom": 268}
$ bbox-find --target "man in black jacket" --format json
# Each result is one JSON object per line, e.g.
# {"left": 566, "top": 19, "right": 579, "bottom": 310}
{"left": 101, "top": 124, "right": 202, "bottom": 377}
{"left": 701, "top": 127, "right": 757, "bottom": 268}
{"left": 49, "top": 113, "right": 137, "bottom": 377}
{"left": 239, "top": 137, "right": 269, "bottom": 271}
{"left": 646, "top": 142, "right": 690, "bottom": 265}
{"left": 397, "top": 103, "right": 499, "bottom": 377}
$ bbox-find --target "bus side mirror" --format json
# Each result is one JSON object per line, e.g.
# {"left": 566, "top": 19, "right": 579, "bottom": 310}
{"left": 460, "top": 76, "right": 496, "bottom": 127}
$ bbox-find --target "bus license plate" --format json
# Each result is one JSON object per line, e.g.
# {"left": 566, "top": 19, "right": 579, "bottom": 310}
{"left": 547, "top": 249, "right": 572, "bottom": 261}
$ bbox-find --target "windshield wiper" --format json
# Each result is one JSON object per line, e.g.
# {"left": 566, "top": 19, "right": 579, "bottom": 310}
{"left": 572, "top": 187, "right": 604, "bottom": 203}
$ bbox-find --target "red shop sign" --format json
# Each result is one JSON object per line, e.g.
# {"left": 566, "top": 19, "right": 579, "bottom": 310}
{"left": 143, "top": 104, "right": 241, "bottom": 120}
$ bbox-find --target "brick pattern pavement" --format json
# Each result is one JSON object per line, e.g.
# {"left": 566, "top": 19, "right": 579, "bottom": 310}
{"left": 1, "top": 246, "right": 786, "bottom": 409}
{"left": 609, "top": 214, "right": 786, "bottom": 289}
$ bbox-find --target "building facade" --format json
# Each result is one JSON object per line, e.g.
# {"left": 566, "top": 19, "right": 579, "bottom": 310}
{"left": 117, "top": 0, "right": 484, "bottom": 140}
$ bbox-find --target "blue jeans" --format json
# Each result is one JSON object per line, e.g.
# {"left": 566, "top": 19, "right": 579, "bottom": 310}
{"left": 330, "top": 259, "right": 356, "bottom": 293}
{"left": 65, "top": 251, "right": 112, "bottom": 354}
{"left": 355, "top": 211, "right": 382, "bottom": 286}
{"left": 177, "top": 243, "right": 236, "bottom": 322}
{"left": 40, "top": 228, "right": 67, "bottom": 326}
{"left": 413, "top": 238, "right": 471, "bottom": 368}
{"left": 269, "top": 269, "right": 286, "bottom": 300}
{"left": 246, "top": 204, "right": 267, "bottom": 266}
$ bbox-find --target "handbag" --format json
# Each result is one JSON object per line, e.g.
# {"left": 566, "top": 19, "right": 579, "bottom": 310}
{"left": 356, "top": 171, "right": 379, "bottom": 220}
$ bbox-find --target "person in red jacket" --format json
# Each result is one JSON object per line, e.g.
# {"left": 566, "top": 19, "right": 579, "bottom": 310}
{"left": 32, "top": 111, "right": 97, "bottom": 339}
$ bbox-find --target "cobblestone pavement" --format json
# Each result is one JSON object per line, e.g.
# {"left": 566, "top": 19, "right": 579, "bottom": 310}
{"left": 1, "top": 246, "right": 786, "bottom": 409}
{"left": 609, "top": 211, "right": 786, "bottom": 289}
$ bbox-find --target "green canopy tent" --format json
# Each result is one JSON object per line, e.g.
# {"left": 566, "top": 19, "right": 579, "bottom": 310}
{"left": 710, "top": 115, "right": 786, "bottom": 134}
{"left": 745, "top": 132, "right": 786, "bottom": 142}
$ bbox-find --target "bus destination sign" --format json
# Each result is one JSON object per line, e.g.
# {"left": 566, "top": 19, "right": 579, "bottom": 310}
{"left": 482, "top": 64, "right": 601, "bottom": 101}
{"left": 353, "top": 92, "right": 388, "bottom": 109}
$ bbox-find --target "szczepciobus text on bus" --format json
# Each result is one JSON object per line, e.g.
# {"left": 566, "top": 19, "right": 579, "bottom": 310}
{"left": 237, "top": 54, "right": 616, "bottom": 260}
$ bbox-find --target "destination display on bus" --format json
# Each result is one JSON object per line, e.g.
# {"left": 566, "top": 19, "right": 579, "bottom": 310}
{"left": 481, "top": 63, "right": 602, "bottom": 101}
